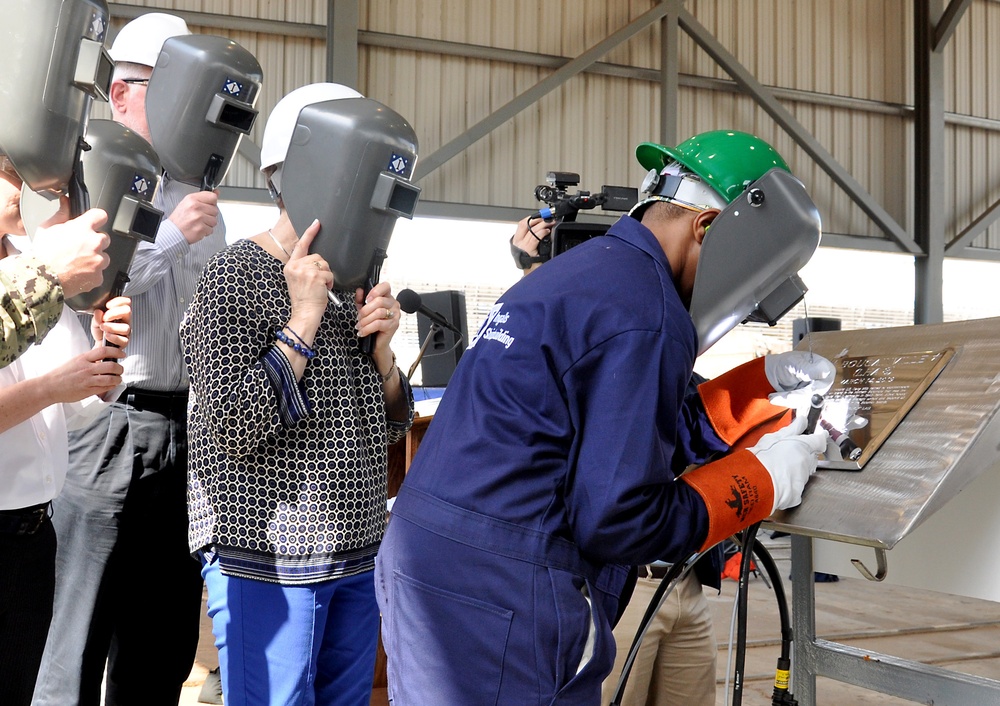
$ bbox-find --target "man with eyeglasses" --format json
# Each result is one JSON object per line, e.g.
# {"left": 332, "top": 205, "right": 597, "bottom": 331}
{"left": 33, "top": 13, "right": 227, "bottom": 706}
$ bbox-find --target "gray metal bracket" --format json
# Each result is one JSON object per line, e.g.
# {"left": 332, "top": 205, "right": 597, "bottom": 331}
{"left": 790, "top": 535, "right": 1000, "bottom": 706}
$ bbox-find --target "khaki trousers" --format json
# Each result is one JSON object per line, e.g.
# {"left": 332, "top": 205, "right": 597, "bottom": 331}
{"left": 601, "top": 571, "right": 716, "bottom": 706}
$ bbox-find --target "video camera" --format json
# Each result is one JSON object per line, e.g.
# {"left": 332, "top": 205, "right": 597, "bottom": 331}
{"left": 524, "top": 172, "right": 637, "bottom": 265}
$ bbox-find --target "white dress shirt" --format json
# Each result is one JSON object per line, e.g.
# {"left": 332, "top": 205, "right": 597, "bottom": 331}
{"left": 122, "top": 174, "right": 226, "bottom": 391}
{"left": 0, "top": 236, "right": 122, "bottom": 510}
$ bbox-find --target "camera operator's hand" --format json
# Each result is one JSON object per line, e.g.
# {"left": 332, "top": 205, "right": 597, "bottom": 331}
{"left": 509, "top": 216, "right": 551, "bottom": 274}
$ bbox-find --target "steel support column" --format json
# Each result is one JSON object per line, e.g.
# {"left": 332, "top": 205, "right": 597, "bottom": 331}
{"left": 326, "top": 0, "right": 359, "bottom": 88}
{"left": 914, "top": 0, "right": 946, "bottom": 324}
{"left": 677, "top": 8, "right": 916, "bottom": 253}
{"left": 659, "top": 1, "right": 682, "bottom": 147}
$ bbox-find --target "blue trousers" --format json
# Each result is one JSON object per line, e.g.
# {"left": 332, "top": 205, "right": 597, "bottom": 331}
{"left": 202, "top": 557, "right": 379, "bottom": 706}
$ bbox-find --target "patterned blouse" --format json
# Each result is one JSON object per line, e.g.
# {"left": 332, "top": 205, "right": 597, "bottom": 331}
{"left": 181, "top": 238, "right": 413, "bottom": 584}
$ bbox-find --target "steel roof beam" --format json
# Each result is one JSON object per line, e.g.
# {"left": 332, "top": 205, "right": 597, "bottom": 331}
{"left": 677, "top": 7, "right": 918, "bottom": 254}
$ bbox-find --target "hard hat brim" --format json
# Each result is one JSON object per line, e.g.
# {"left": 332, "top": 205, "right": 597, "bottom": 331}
{"left": 635, "top": 142, "right": 685, "bottom": 173}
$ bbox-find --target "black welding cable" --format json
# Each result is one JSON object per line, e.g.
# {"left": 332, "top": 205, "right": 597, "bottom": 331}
{"left": 608, "top": 553, "right": 697, "bottom": 706}
{"left": 752, "top": 536, "right": 791, "bottom": 661}
{"left": 731, "top": 522, "right": 762, "bottom": 706}
{"left": 612, "top": 527, "right": 794, "bottom": 706}
{"left": 751, "top": 536, "right": 796, "bottom": 704}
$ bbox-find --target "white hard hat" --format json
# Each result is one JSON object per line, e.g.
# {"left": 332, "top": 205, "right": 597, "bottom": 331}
{"left": 109, "top": 13, "right": 191, "bottom": 67}
{"left": 259, "top": 82, "right": 363, "bottom": 172}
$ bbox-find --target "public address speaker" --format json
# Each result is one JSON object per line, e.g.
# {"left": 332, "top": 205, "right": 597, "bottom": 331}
{"left": 416, "top": 290, "right": 468, "bottom": 387}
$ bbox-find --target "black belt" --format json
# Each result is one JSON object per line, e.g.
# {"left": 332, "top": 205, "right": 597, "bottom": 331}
{"left": 0, "top": 502, "right": 51, "bottom": 536}
{"left": 637, "top": 563, "right": 672, "bottom": 579}
{"left": 124, "top": 387, "right": 189, "bottom": 414}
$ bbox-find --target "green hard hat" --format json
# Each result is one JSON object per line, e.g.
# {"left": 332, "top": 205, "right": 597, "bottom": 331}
{"left": 635, "top": 130, "right": 790, "bottom": 204}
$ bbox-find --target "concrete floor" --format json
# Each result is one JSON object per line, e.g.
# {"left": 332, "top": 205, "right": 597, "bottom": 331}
{"left": 175, "top": 534, "right": 1000, "bottom": 705}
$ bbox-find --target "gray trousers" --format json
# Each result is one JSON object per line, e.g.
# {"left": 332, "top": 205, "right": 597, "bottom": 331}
{"left": 32, "top": 399, "right": 203, "bottom": 706}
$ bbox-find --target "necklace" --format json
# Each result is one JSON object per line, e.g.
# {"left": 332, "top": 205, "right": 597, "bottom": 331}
{"left": 267, "top": 229, "right": 292, "bottom": 260}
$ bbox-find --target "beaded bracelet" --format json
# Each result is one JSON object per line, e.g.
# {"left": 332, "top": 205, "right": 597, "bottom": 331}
{"left": 274, "top": 328, "right": 317, "bottom": 359}
{"left": 282, "top": 325, "right": 311, "bottom": 348}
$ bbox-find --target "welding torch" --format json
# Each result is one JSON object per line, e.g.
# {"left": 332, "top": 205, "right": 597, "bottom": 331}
{"left": 803, "top": 393, "right": 863, "bottom": 463}
{"left": 820, "top": 419, "right": 863, "bottom": 462}
{"left": 804, "top": 393, "right": 824, "bottom": 434}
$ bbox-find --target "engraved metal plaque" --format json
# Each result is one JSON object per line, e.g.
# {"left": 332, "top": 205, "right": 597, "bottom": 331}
{"left": 769, "top": 317, "right": 1000, "bottom": 551}
{"left": 818, "top": 349, "right": 954, "bottom": 470}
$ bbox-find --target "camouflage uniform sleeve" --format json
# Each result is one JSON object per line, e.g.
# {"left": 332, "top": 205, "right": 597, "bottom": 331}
{"left": 0, "top": 253, "right": 65, "bottom": 367}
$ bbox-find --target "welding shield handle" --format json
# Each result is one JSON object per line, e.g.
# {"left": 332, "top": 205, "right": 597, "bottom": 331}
{"left": 201, "top": 154, "right": 224, "bottom": 192}
{"left": 358, "top": 278, "right": 376, "bottom": 356}
{"left": 68, "top": 139, "right": 92, "bottom": 218}
{"left": 100, "top": 274, "right": 130, "bottom": 361}
{"left": 357, "top": 251, "right": 387, "bottom": 356}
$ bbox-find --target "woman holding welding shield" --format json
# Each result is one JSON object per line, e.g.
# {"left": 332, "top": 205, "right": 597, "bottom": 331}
{"left": 180, "top": 83, "right": 414, "bottom": 706}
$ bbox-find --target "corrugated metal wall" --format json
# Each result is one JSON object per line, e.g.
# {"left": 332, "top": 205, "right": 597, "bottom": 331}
{"left": 946, "top": 0, "right": 1000, "bottom": 252}
{"left": 360, "top": 0, "right": 920, "bottom": 242}
{"left": 101, "top": 0, "right": 1000, "bottom": 255}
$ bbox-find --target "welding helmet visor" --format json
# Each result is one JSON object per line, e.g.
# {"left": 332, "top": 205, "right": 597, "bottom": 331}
{"left": 145, "top": 34, "right": 262, "bottom": 189}
{"left": 688, "top": 168, "right": 821, "bottom": 354}
{"left": 278, "top": 96, "right": 421, "bottom": 290}
{"left": 0, "top": 0, "right": 113, "bottom": 193}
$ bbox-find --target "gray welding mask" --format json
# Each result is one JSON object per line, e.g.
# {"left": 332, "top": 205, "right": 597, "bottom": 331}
{"left": 145, "top": 34, "right": 262, "bottom": 190}
{"left": 688, "top": 168, "right": 821, "bottom": 354}
{"left": 0, "top": 0, "right": 113, "bottom": 196}
{"left": 279, "top": 98, "right": 421, "bottom": 290}
{"left": 22, "top": 120, "right": 163, "bottom": 311}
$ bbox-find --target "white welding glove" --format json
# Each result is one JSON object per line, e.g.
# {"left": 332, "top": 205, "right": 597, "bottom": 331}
{"left": 765, "top": 351, "right": 836, "bottom": 409}
{"left": 748, "top": 415, "right": 830, "bottom": 512}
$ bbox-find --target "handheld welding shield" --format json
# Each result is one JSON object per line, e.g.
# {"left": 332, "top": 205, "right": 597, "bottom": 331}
{"left": 687, "top": 168, "right": 821, "bottom": 354}
{"left": 278, "top": 97, "right": 421, "bottom": 290}
{"left": 145, "top": 34, "right": 262, "bottom": 190}
{"left": 21, "top": 119, "right": 163, "bottom": 311}
{"left": 0, "top": 0, "right": 113, "bottom": 194}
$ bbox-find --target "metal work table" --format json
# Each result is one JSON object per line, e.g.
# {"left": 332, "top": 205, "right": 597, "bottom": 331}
{"left": 764, "top": 317, "right": 1000, "bottom": 705}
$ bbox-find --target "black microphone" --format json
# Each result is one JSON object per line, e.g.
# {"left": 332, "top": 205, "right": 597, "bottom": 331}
{"left": 397, "top": 289, "right": 462, "bottom": 336}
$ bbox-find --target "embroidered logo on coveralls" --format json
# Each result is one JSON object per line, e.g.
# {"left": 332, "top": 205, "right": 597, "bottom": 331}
{"left": 469, "top": 303, "right": 516, "bottom": 350}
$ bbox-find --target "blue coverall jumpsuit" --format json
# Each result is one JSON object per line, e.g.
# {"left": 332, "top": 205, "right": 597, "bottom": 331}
{"left": 376, "top": 215, "right": 736, "bottom": 705}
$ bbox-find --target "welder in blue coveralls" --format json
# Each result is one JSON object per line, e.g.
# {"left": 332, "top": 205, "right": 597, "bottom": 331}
{"left": 376, "top": 130, "right": 835, "bottom": 705}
